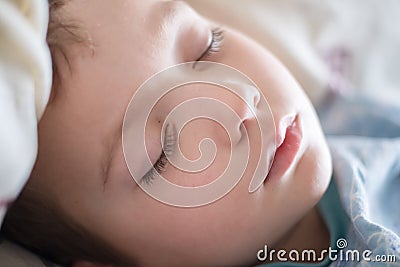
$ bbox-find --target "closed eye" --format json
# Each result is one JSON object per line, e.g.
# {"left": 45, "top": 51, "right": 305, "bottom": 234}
{"left": 196, "top": 28, "right": 224, "bottom": 62}
{"left": 140, "top": 123, "right": 176, "bottom": 185}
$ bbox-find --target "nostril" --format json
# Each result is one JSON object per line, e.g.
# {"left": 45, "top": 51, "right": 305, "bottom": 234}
{"left": 239, "top": 89, "right": 260, "bottom": 125}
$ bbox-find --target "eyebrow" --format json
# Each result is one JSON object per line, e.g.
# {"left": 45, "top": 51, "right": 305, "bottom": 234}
{"left": 101, "top": 124, "right": 123, "bottom": 191}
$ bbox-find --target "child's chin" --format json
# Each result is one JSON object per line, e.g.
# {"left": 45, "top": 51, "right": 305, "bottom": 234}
{"left": 296, "top": 138, "right": 332, "bottom": 203}
{"left": 311, "top": 142, "right": 333, "bottom": 200}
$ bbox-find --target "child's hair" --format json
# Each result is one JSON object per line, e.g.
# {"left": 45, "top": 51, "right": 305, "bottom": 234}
{"left": 1, "top": 1, "right": 132, "bottom": 266}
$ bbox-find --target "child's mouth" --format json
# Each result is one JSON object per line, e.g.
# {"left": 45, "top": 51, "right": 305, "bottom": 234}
{"left": 265, "top": 115, "right": 303, "bottom": 182}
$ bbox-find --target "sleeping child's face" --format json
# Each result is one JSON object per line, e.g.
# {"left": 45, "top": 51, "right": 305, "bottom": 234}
{"left": 32, "top": 0, "right": 332, "bottom": 266}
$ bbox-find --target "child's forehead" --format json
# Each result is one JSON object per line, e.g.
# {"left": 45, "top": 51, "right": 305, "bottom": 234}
{"left": 66, "top": 0, "right": 183, "bottom": 24}
{"left": 62, "top": 0, "right": 199, "bottom": 52}
{"left": 50, "top": 0, "right": 212, "bottom": 117}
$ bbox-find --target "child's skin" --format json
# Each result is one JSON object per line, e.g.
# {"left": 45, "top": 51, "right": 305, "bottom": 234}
{"left": 31, "top": 0, "right": 332, "bottom": 266}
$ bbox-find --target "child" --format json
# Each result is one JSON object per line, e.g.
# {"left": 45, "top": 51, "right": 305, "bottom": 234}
{"left": 2, "top": 0, "right": 400, "bottom": 267}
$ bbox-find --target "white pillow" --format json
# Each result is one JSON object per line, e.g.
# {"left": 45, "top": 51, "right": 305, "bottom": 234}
{"left": 0, "top": 0, "right": 51, "bottom": 225}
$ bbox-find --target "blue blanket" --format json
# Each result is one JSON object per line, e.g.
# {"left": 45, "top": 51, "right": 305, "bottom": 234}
{"left": 319, "top": 92, "right": 400, "bottom": 266}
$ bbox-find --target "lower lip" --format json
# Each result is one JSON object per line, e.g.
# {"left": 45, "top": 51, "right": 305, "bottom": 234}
{"left": 265, "top": 116, "right": 303, "bottom": 181}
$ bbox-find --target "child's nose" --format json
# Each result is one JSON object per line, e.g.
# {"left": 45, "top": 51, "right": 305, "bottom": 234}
{"left": 234, "top": 83, "right": 261, "bottom": 123}
{"left": 219, "top": 83, "right": 261, "bottom": 146}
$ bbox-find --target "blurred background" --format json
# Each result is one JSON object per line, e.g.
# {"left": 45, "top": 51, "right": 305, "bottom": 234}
{"left": 185, "top": 0, "right": 400, "bottom": 107}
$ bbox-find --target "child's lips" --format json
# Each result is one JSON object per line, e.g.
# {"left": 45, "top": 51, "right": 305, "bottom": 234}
{"left": 265, "top": 115, "right": 303, "bottom": 182}
{"left": 276, "top": 113, "right": 297, "bottom": 148}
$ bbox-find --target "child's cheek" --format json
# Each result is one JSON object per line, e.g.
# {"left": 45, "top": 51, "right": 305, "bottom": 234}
{"left": 164, "top": 119, "right": 231, "bottom": 187}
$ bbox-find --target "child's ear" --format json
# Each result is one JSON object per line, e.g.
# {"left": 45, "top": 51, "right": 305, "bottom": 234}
{"left": 72, "top": 261, "right": 114, "bottom": 267}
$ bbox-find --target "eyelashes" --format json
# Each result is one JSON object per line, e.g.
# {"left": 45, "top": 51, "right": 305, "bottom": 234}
{"left": 140, "top": 123, "right": 176, "bottom": 185}
{"left": 196, "top": 27, "right": 224, "bottom": 62}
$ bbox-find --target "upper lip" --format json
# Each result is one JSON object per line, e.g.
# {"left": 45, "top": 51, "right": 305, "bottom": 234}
{"left": 276, "top": 113, "right": 297, "bottom": 148}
